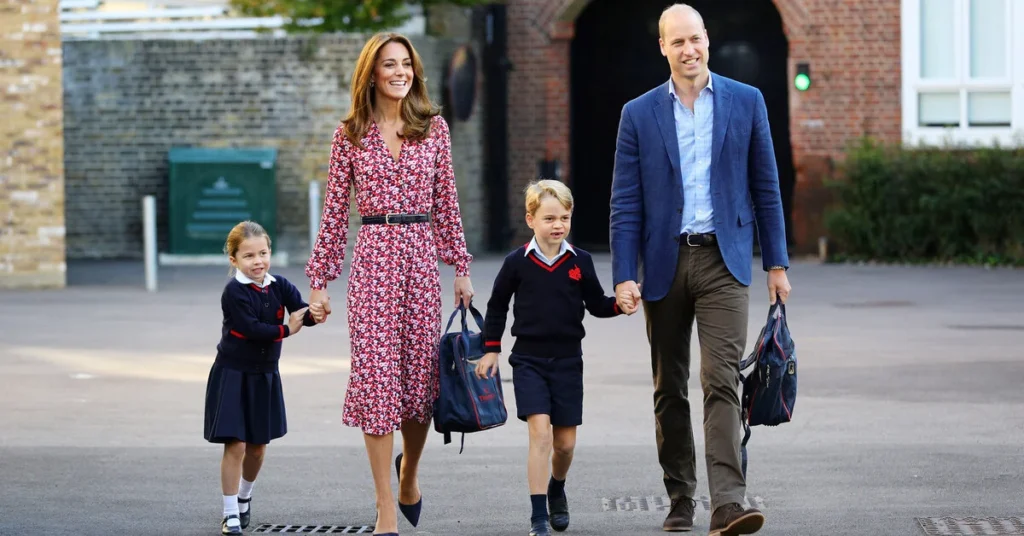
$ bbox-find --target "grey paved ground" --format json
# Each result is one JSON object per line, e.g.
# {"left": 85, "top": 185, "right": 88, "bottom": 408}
{"left": 1, "top": 255, "right": 1022, "bottom": 536}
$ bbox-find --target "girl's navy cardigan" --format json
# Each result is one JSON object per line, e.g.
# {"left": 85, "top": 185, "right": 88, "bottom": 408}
{"left": 215, "top": 275, "right": 316, "bottom": 372}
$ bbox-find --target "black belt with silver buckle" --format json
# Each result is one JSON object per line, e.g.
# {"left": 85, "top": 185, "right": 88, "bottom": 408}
{"left": 361, "top": 213, "right": 429, "bottom": 225}
{"left": 682, "top": 232, "right": 717, "bottom": 247}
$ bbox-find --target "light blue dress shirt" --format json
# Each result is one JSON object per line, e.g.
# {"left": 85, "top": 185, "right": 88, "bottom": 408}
{"left": 668, "top": 76, "right": 715, "bottom": 235}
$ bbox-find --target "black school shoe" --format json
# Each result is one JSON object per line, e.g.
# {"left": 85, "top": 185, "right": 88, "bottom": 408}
{"left": 530, "top": 518, "right": 552, "bottom": 536}
{"left": 221, "top": 514, "right": 243, "bottom": 535}
{"left": 238, "top": 497, "right": 251, "bottom": 529}
{"left": 548, "top": 491, "right": 569, "bottom": 532}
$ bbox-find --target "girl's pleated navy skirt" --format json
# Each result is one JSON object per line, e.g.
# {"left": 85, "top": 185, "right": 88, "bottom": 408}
{"left": 204, "top": 362, "right": 287, "bottom": 445}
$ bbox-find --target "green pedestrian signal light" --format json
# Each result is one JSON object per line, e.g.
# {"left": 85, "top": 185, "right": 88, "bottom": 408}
{"left": 795, "top": 62, "right": 811, "bottom": 91}
{"left": 795, "top": 73, "right": 810, "bottom": 91}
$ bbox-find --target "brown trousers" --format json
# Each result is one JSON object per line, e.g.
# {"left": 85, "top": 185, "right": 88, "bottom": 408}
{"left": 642, "top": 243, "right": 749, "bottom": 509}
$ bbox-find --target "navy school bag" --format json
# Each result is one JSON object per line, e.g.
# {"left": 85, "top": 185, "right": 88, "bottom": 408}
{"left": 433, "top": 303, "right": 508, "bottom": 453}
{"left": 739, "top": 299, "right": 797, "bottom": 477}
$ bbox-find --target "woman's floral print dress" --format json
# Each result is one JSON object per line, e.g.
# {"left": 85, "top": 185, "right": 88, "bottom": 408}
{"left": 306, "top": 116, "right": 473, "bottom": 436}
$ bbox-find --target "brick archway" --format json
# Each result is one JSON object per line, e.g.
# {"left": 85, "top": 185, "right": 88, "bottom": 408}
{"left": 503, "top": 0, "right": 870, "bottom": 253}
{"left": 547, "top": 0, "right": 808, "bottom": 32}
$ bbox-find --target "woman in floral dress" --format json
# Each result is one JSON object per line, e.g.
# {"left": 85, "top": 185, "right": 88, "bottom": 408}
{"left": 305, "top": 33, "right": 475, "bottom": 536}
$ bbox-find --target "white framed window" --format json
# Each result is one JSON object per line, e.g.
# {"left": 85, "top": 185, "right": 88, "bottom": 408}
{"left": 901, "top": 0, "right": 1023, "bottom": 146}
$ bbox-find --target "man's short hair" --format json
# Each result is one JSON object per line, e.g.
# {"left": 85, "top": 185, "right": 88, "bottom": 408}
{"left": 658, "top": 3, "right": 705, "bottom": 37}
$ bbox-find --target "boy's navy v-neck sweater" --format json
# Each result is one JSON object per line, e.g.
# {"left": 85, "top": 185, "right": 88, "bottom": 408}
{"left": 482, "top": 244, "right": 621, "bottom": 359}
{"left": 216, "top": 274, "right": 316, "bottom": 373}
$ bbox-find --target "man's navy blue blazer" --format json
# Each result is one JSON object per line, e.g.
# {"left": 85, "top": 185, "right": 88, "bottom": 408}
{"left": 609, "top": 72, "right": 789, "bottom": 302}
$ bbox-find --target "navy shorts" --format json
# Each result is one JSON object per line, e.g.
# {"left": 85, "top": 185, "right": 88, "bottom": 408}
{"left": 508, "top": 352, "right": 584, "bottom": 427}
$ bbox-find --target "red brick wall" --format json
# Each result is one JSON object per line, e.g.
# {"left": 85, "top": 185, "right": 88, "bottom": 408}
{"left": 783, "top": 0, "right": 902, "bottom": 248}
{"left": 505, "top": 0, "right": 902, "bottom": 252}
{"left": 506, "top": 1, "right": 576, "bottom": 244}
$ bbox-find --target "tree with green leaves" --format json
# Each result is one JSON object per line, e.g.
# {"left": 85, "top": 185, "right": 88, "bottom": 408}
{"left": 230, "top": 0, "right": 490, "bottom": 33}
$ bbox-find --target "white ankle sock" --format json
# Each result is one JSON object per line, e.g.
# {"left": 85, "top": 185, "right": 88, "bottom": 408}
{"left": 238, "top": 479, "right": 254, "bottom": 514}
{"left": 239, "top": 478, "right": 255, "bottom": 500}
{"left": 223, "top": 494, "right": 240, "bottom": 518}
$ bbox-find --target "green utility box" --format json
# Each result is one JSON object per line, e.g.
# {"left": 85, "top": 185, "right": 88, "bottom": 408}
{"left": 167, "top": 147, "right": 278, "bottom": 255}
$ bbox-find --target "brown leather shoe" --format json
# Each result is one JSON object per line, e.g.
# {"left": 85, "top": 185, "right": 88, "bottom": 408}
{"left": 662, "top": 497, "right": 696, "bottom": 532}
{"left": 709, "top": 503, "right": 765, "bottom": 536}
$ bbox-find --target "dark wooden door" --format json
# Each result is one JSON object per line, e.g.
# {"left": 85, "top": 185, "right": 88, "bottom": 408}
{"left": 570, "top": 0, "right": 794, "bottom": 249}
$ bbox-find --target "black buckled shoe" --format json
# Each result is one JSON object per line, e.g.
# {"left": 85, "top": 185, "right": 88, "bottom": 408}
{"left": 530, "top": 518, "right": 552, "bottom": 536}
{"left": 238, "top": 497, "right": 251, "bottom": 529}
{"left": 221, "top": 514, "right": 243, "bottom": 535}
{"left": 548, "top": 491, "right": 569, "bottom": 532}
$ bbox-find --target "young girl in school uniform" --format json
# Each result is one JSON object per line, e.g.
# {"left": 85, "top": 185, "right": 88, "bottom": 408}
{"left": 204, "top": 221, "right": 326, "bottom": 535}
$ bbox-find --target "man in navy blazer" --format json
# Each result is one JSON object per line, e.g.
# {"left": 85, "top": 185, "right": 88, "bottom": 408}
{"left": 609, "top": 4, "right": 792, "bottom": 535}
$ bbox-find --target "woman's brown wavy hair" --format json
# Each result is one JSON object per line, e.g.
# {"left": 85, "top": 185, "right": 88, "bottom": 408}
{"left": 342, "top": 32, "right": 440, "bottom": 149}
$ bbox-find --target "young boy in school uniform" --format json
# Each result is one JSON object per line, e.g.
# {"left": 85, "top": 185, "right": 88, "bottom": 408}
{"left": 475, "top": 179, "right": 636, "bottom": 536}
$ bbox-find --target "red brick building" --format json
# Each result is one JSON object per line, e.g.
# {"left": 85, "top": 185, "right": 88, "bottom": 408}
{"left": 497, "top": 0, "right": 1022, "bottom": 253}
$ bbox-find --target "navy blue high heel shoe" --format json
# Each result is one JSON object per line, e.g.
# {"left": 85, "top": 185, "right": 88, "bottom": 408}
{"left": 373, "top": 510, "right": 399, "bottom": 536}
{"left": 395, "top": 453, "right": 422, "bottom": 527}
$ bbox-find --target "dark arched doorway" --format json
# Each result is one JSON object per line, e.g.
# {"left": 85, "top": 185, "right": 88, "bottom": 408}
{"left": 569, "top": 0, "right": 794, "bottom": 250}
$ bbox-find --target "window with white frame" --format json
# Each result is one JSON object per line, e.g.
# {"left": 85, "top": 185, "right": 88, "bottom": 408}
{"left": 901, "top": 0, "right": 1023, "bottom": 146}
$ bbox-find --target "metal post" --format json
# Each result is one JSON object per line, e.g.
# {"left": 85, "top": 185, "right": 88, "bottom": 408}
{"left": 142, "top": 195, "right": 157, "bottom": 292}
{"left": 309, "top": 180, "right": 321, "bottom": 252}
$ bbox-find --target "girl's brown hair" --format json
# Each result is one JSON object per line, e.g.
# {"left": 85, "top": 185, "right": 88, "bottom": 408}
{"left": 224, "top": 221, "right": 271, "bottom": 271}
{"left": 342, "top": 32, "right": 440, "bottom": 149}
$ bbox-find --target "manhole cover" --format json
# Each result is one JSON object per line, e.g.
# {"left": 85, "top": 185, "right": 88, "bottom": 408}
{"left": 252, "top": 525, "right": 375, "bottom": 534}
{"left": 916, "top": 517, "right": 1024, "bottom": 535}
{"left": 834, "top": 300, "right": 915, "bottom": 308}
{"left": 947, "top": 324, "right": 1024, "bottom": 331}
{"left": 601, "top": 495, "right": 765, "bottom": 512}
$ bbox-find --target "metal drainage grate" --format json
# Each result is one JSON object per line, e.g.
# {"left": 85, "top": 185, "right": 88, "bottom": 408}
{"left": 916, "top": 517, "right": 1024, "bottom": 535}
{"left": 252, "top": 524, "right": 375, "bottom": 534}
{"left": 947, "top": 324, "right": 1024, "bottom": 331}
{"left": 602, "top": 495, "right": 765, "bottom": 513}
{"left": 834, "top": 300, "right": 915, "bottom": 308}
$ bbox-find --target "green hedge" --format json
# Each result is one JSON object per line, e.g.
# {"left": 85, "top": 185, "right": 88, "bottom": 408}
{"left": 824, "top": 138, "right": 1024, "bottom": 266}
